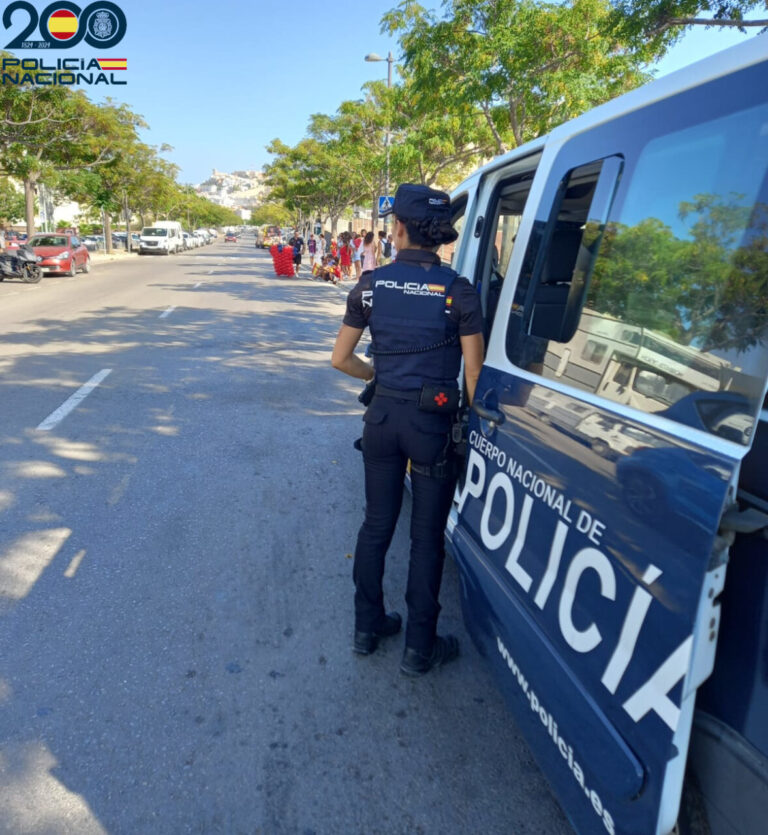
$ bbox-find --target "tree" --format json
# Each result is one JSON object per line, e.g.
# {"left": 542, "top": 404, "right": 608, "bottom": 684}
{"left": 610, "top": 1, "right": 768, "bottom": 58}
{"left": 0, "top": 84, "right": 145, "bottom": 237}
{"left": 264, "top": 137, "right": 355, "bottom": 235}
{"left": 0, "top": 177, "right": 24, "bottom": 225}
{"left": 589, "top": 195, "right": 768, "bottom": 352}
{"left": 383, "top": 0, "right": 651, "bottom": 155}
{"left": 249, "top": 203, "right": 294, "bottom": 227}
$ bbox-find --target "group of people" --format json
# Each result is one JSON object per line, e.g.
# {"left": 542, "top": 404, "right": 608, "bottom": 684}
{"left": 285, "top": 228, "right": 395, "bottom": 284}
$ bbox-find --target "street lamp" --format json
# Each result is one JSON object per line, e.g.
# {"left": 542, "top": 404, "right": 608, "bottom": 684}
{"left": 364, "top": 51, "right": 393, "bottom": 230}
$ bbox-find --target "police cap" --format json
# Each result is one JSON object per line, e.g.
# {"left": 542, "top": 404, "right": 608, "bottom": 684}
{"left": 383, "top": 183, "right": 452, "bottom": 220}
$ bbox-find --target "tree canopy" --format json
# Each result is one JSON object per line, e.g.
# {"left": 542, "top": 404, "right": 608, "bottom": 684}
{"left": 265, "top": 0, "right": 763, "bottom": 221}
{"left": 0, "top": 61, "right": 238, "bottom": 242}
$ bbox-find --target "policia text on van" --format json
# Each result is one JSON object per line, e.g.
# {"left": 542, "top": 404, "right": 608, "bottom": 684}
{"left": 442, "top": 35, "right": 768, "bottom": 835}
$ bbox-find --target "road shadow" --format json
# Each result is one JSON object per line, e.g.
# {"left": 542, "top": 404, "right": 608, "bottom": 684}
{"left": 0, "top": 268, "right": 569, "bottom": 833}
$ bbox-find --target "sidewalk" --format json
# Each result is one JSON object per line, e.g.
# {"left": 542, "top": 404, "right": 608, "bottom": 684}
{"left": 89, "top": 248, "right": 138, "bottom": 265}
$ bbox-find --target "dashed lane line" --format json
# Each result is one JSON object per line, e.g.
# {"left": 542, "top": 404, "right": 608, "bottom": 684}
{"left": 159, "top": 305, "right": 176, "bottom": 318}
{"left": 36, "top": 368, "right": 113, "bottom": 431}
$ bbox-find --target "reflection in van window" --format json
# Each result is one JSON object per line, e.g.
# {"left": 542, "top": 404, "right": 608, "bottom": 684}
{"left": 142, "top": 227, "right": 168, "bottom": 236}
{"left": 510, "top": 101, "right": 768, "bottom": 443}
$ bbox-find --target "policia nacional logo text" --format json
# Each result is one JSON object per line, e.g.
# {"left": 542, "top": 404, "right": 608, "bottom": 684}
{"left": 1, "top": 1, "right": 127, "bottom": 86}
{"left": 375, "top": 278, "right": 447, "bottom": 297}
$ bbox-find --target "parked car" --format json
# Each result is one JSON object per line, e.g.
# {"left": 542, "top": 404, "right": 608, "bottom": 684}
{"left": 182, "top": 231, "right": 196, "bottom": 250}
{"left": 28, "top": 232, "right": 90, "bottom": 275}
{"left": 82, "top": 235, "right": 103, "bottom": 252}
{"left": 138, "top": 221, "right": 183, "bottom": 255}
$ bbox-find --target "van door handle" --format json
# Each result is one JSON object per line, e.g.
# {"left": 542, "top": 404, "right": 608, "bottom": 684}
{"left": 472, "top": 401, "right": 505, "bottom": 425}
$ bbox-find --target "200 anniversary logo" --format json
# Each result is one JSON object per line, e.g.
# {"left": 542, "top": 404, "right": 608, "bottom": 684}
{"left": 1, "top": 1, "right": 127, "bottom": 85}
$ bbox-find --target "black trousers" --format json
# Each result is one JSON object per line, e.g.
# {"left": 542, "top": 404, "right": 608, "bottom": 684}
{"left": 353, "top": 395, "right": 456, "bottom": 655}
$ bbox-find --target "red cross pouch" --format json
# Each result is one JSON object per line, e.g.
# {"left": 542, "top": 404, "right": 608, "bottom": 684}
{"left": 418, "top": 385, "right": 460, "bottom": 413}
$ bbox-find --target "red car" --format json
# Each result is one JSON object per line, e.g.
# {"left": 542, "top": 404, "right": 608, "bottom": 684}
{"left": 224, "top": 233, "right": 238, "bottom": 242}
{"left": 27, "top": 233, "right": 91, "bottom": 276}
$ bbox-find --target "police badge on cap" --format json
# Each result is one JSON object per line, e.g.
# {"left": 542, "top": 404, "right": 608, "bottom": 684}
{"left": 380, "top": 184, "right": 452, "bottom": 220}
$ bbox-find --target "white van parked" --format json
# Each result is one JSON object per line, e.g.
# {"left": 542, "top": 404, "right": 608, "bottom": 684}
{"left": 139, "top": 221, "right": 183, "bottom": 255}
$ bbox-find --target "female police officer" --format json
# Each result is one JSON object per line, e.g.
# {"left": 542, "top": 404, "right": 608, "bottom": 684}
{"left": 331, "top": 184, "right": 484, "bottom": 676}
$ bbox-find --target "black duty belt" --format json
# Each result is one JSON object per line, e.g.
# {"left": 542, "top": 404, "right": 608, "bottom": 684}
{"left": 374, "top": 386, "right": 420, "bottom": 401}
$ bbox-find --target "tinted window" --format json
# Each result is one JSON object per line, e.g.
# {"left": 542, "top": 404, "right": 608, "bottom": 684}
{"left": 508, "top": 98, "right": 768, "bottom": 444}
{"left": 29, "top": 236, "right": 67, "bottom": 246}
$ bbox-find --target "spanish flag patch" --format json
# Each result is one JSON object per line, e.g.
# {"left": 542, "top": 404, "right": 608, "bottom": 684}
{"left": 446, "top": 296, "right": 453, "bottom": 306}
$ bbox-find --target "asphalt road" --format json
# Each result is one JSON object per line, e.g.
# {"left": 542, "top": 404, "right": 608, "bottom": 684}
{"left": 0, "top": 240, "right": 571, "bottom": 834}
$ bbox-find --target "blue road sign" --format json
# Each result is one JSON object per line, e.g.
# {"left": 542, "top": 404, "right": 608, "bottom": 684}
{"left": 378, "top": 195, "right": 394, "bottom": 215}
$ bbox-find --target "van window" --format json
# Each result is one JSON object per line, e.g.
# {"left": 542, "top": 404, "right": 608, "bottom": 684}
{"left": 475, "top": 156, "right": 540, "bottom": 340}
{"left": 507, "top": 101, "right": 768, "bottom": 443}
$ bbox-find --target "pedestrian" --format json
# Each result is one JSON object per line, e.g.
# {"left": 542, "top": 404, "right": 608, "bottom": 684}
{"left": 331, "top": 184, "right": 484, "bottom": 676}
{"left": 317, "top": 232, "right": 326, "bottom": 260}
{"left": 362, "top": 230, "right": 377, "bottom": 272}
{"left": 387, "top": 233, "right": 396, "bottom": 263}
{"left": 339, "top": 232, "right": 352, "bottom": 280}
{"left": 376, "top": 230, "right": 386, "bottom": 265}
{"left": 308, "top": 234, "right": 317, "bottom": 268}
{"left": 288, "top": 229, "right": 305, "bottom": 276}
{"left": 330, "top": 236, "right": 338, "bottom": 259}
{"left": 352, "top": 229, "right": 362, "bottom": 279}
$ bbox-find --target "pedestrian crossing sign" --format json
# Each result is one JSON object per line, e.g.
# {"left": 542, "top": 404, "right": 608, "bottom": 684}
{"left": 378, "top": 195, "right": 394, "bottom": 216}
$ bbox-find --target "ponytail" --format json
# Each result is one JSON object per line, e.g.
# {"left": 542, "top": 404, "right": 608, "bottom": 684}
{"left": 397, "top": 215, "right": 458, "bottom": 247}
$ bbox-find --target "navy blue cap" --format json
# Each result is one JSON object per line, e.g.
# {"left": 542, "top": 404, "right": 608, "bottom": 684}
{"left": 381, "top": 183, "right": 452, "bottom": 220}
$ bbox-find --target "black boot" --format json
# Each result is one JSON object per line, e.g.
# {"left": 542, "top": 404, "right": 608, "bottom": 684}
{"left": 400, "top": 635, "right": 459, "bottom": 676}
{"left": 353, "top": 612, "right": 402, "bottom": 655}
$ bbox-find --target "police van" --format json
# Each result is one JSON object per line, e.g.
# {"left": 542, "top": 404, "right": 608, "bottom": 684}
{"left": 444, "top": 35, "right": 767, "bottom": 835}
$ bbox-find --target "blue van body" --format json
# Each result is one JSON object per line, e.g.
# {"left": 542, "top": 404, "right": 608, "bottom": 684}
{"left": 445, "top": 36, "right": 768, "bottom": 835}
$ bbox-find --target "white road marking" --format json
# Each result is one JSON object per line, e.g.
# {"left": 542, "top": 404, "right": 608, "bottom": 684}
{"left": 194, "top": 281, "right": 202, "bottom": 288}
{"left": 207, "top": 270, "right": 214, "bottom": 275}
{"left": 36, "top": 368, "right": 112, "bottom": 431}
{"left": 64, "top": 549, "right": 86, "bottom": 578}
{"left": 159, "top": 305, "right": 176, "bottom": 318}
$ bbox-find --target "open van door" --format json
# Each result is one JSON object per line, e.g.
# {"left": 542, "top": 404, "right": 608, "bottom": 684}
{"left": 451, "top": 44, "right": 768, "bottom": 835}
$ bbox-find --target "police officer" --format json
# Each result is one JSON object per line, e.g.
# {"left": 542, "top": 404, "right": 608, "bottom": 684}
{"left": 331, "top": 184, "right": 484, "bottom": 676}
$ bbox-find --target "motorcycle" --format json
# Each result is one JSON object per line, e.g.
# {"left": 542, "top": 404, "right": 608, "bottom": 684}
{"left": 0, "top": 244, "right": 42, "bottom": 283}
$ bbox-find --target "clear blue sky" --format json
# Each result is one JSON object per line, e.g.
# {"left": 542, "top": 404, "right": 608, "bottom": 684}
{"left": 30, "top": 0, "right": 763, "bottom": 186}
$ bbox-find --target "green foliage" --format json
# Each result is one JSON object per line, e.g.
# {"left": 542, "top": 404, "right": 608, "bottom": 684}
{"left": 609, "top": 1, "right": 768, "bottom": 57}
{"left": 590, "top": 195, "right": 768, "bottom": 352}
{"left": 0, "top": 177, "right": 24, "bottom": 223}
{"left": 0, "top": 56, "right": 233, "bottom": 235}
{"left": 261, "top": 0, "right": 766, "bottom": 220}
{"left": 384, "top": 0, "right": 651, "bottom": 153}
{"left": 250, "top": 203, "right": 293, "bottom": 226}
